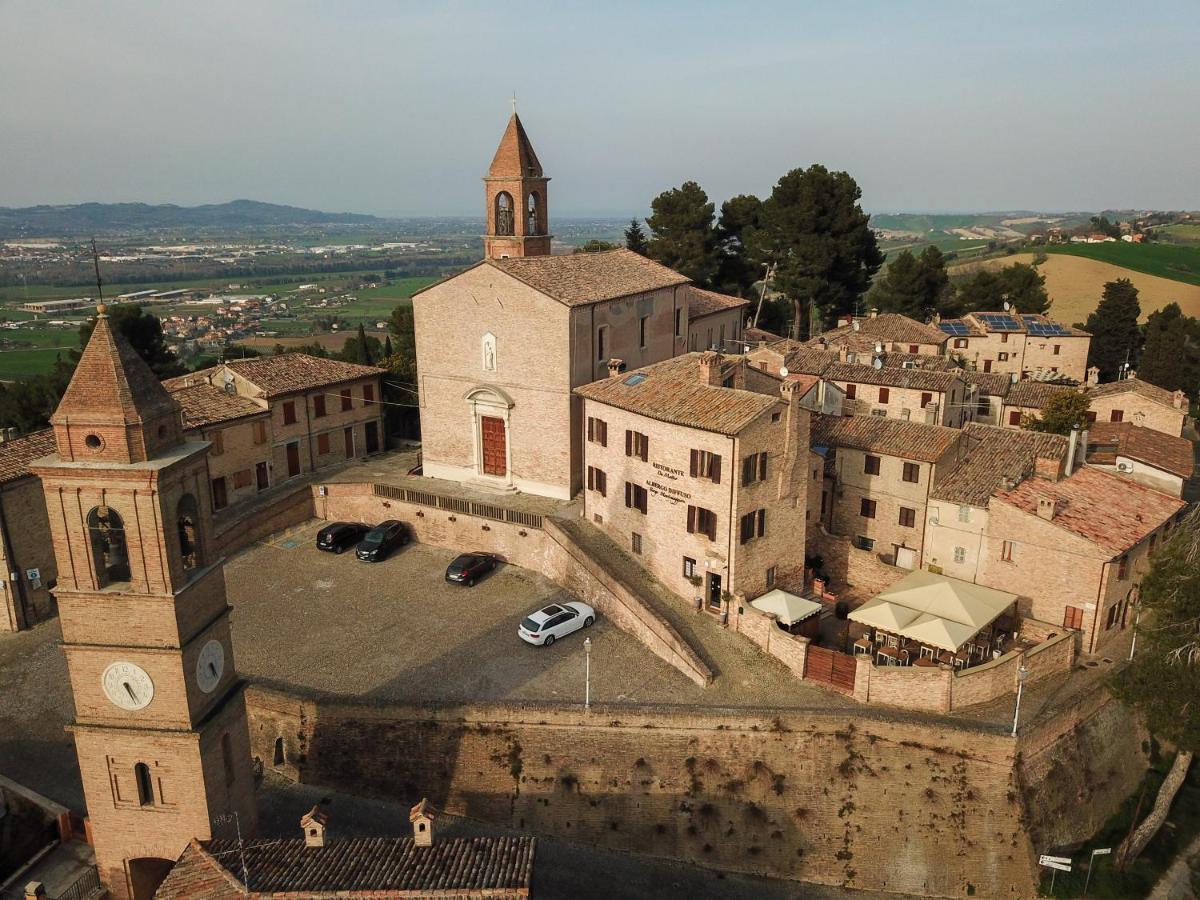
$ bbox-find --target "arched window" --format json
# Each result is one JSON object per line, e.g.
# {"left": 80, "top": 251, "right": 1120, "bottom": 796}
{"left": 527, "top": 192, "right": 540, "bottom": 235}
{"left": 495, "top": 192, "right": 514, "bottom": 236}
{"left": 87, "top": 506, "right": 130, "bottom": 588}
{"left": 176, "top": 494, "right": 201, "bottom": 574}
{"left": 135, "top": 762, "right": 154, "bottom": 806}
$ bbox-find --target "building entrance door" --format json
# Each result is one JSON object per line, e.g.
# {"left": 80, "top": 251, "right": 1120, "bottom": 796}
{"left": 285, "top": 442, "right": 301, "bottom": 478}
{"left": 255, "top": 461, "right": 269, "bottom": 491}
{"left": 343, "top": 426, "right": 354, "bottom": 458}
{"left": 481, "top": 416, "right": 507, "bottom": 476}
{"left": 365, "top": 421, "right": 380, "bottom": 454}
{"left": 707, "top": 572, "right": 722, "bottom": 610}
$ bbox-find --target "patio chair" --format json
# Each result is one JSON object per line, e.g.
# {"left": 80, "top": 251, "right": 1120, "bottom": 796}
{"left": 919, "top": 645, "right": 935, "bottom": 661}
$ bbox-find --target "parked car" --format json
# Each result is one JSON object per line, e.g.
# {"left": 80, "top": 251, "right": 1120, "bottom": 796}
{"left": 316, "top": 522, "right": 370, "bottom": 554}
{"left": 444, "top": 552, "right": 497, "bottom": 586}
{"left": 518, "top": 601, "right": 595, "bottom": 646}
{"left": 355, "top": 520, "right": 410, "bottom": 562}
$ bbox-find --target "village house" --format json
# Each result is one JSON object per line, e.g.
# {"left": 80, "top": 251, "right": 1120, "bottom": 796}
{"left": 1000, "top": 380, "right": 1077, "bottom": 427}
{"left": 1085, "top": 375, "right": 1190, "bottom": 436}
{"left": 822, "top": 311, "right": 949, "bottom": 357}
{"left": 685, "top": 285, "right": 749, "bottom": 352}
{"left": 1085, "top": 420, "right": 1194, "bottom": 497}
{"left": 811, "top": 415, "right": 964, "bottom": 568}
{"left": 937, "top": 311, "right": 1091, "bottom": 382}
{"left": 575, "top": 352, "right": 810, "bottom": 606}
{"left": 822, "top": 362, "right": 971, "bottom": 427}
{"left": 956, "top": 369, "right": 1014, "bottom": 426}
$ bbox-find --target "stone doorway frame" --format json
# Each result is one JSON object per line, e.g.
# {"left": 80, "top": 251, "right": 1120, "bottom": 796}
{"left": 464, "top": 385, "right": 515, "bottom": 491}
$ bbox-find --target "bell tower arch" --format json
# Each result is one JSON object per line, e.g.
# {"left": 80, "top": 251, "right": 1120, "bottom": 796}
{"left": 484, "top": 111, "right": 551, "bottom": 259}
{"left": 31, "top": 306, "right": 257, "bottom": 899}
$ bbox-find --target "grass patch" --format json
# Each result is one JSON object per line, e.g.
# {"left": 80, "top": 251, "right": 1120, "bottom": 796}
{"left": 1038, "top": 754, "right": 1200, "bottom": 898}
{"left": 1042, "top": 243, "right": 1200, "bottom": 287}
{"left": 0, "top": 347, "right": 72, "bottom": 379}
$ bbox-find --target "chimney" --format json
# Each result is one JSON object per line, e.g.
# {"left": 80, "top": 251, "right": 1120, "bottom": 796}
{"left": 1078, "top": 429, "right": 1089, "bottom": 469}
{"left": 1086, "top": 366, "right": 1100, "bottom": 387}
{"left": 931, "top": 312, "right": 941, "bottom": 326}
{"left": 409, "top": 798, "right": 437, "bottom": 847}
{"left": 1173, "top": 389, "right": 1186, "bottom": 410}
{"left": 776, "top": 380, "right": 807, "bottom": 500}
{"left": 1036, "top": 497, "right": 1057, "bottom": 521}
{"left": 1065, "top": 425, "right": 1079, "bottom": 473}
{"left": 697, "top": 351, "right": 723, "bottom": 386}
{"left": 1034, "top": 454, "right": 1064, "bottom": 481}
{"left": 924, "top": 401, "right": 940, "bottom": 425}
{"left": 607, "top": 358, "right": 625, "bottom": 378}
{"left": 300, "top": 805, "right": 328, "bottom": 848}
{"left": 23, "top": 883, "right": 46, "bottom": 900}
{"left": 869, "top": 308, "right": 878, "bottom": 319}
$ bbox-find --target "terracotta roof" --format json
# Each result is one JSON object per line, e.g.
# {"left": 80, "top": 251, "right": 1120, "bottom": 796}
{"left": 159, "top": 835, "right": 535, "bottom": 898}
{"left": 1085, "top": 421, "right": 1195, "bottom": 479}
{"left": 823, "top": 361, "right": 963, "bottom": 393}
{"left": 168, "top": 382, "right": 267, "bottom": 429}
{"left": 223, "top": 354, "right": 383, "bottom": 398}
{"left": 881, "top": 352, "right": 959, "bottom": 372}
{"left": 932, "top": 424, "right": 1069, "bottom": 506}
{"left": 810, "top": 414, "right": 962, "bottom": 463}
{"left": 745, "top": 326, "right": 783, "bottom": 343}
{"left": 821, "top": 313, "right": 949, "bottom": 347}
{"left": 957, "top": 369, "right": 1013, "bottom": 397}
{"left": 780, "top": 347, "right": 839, "bottom": 376}
{"left": 0, "top": 429, "right": 56, "bottom": 484}
{"left": 961, "top": 311, "right": 1088, "bottom": 337}
{"left": 488, "top": 112, "right": 543, "bottom": 178}
{"left": 50, "top": 312, "right": 180, "bottom": 428}
{"left": 1087, "top": 377, "right": 1186, "bottom": 410}
{"left": 1005, "top": 380, "right": 1077, "bottom": 410}
{"left": 994, "top": 465, "right": 1185, "bottom": 555}
{"left": 575, "top": 353, "right": 780, "bottom": 435}
{"left": 488, "top": 248, "right": 689, "bottom": 307}
{"left": 685, "top": 285, "right": 750, "bottom": 318}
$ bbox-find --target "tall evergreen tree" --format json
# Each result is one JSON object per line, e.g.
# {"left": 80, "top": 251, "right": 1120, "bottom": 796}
{"left": 1137, "top": 303, "right": 1200, "bottom": 398}
{"left": 1084, "top": 279, "right": 1143, "bottom": 381}
{"left": 868, "top": 250, "right": 927, "bottom": 318}
{"left": 384, "top": 334, "right": 394, "bottom": 358}
{"left": 645, "top": 181, "right": 718, "bottom": 285}
{"left": 712, "top": 194, "right": 762, "bottom": 297}
{"left": 916, "top": 245, "right": 953, "bottom": 315}
{"left": 954, "top": 262, "right": 1050, "bottom": 315}
{"left": 746, "top": 165, "right": 882, "bottom": 338}
{"left": 623, "top": 218, "right": 648, "bottom": 255}
{"left": 354, "top": 322, "right": 372, "bottom": 365}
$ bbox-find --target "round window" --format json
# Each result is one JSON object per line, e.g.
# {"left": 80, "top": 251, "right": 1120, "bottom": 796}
{"left": 84, "top": 434, "right": 103, "bottom": 450}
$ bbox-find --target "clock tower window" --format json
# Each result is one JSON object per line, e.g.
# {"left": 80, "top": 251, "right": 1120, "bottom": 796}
{"left": 134, "top": 763, "right": 155, "bottom": 806}
{"left": 176, "top": 494, "right": 202, "bottom": 574}
{"left": 495, "top": 192, "right": 514, "bottom": 236}
{"left": 87, "top": 506, "right": 130, "bottom": 588}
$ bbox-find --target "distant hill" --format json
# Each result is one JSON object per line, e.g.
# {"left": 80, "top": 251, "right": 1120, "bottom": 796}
{"left": 0, "top": 199, "right": 384, "bottom": 235}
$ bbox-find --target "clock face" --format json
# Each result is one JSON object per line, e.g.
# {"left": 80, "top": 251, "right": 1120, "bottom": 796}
{"left": 195, "top": 639, "right": 225, "bottom": 694}
{"left": 101, "top": 661, "right": 154, "bottom": 711}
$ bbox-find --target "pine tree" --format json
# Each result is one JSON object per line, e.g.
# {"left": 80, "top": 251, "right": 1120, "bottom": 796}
{"left": 1084, "top": 279, "right": 1143, "bottom": 381}
{"left": 624, "top": 218, "right": 648, "bottom": 255}
{"left": 384, "top": 334, "right": 394, "bottom": 358}
{"left": 712, "top": 194, "right": 762, "bottom": 297}
{"left": 355, "top": 323, "right": 372, "bottom": 365}
{"left": 868, "top": 250, "right": 927, "bottom": 318}
{"left": 645, "top": 181, "right": 718, "bottom": 285}
{"left": 1137, "top": 303, "right": 1199, "bottom": 398}
{"left": 954, "top": 262, "right": 1049, "bottom": 315}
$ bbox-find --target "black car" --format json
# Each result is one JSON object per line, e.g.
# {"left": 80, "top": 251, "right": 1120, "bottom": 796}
{"left": 355, "top": 520, "right": 410, "bottom": 562}
{"left": 445, "top": 552, "right": 497, "bottom": 586}
{"left": 316, "top": 522, "right": 369, "bottom": 554}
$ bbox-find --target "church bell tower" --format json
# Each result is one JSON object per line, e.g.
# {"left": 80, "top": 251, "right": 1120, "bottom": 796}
{"left": 484, "top": 111, "right": 551, "bottom": 259}
{"left": 31, "top": 307, "right": 257, "bottom": 900}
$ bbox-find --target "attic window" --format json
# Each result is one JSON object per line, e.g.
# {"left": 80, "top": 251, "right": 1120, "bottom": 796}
{"left": 623, "top": 374, "right": 647, "bottom": 386}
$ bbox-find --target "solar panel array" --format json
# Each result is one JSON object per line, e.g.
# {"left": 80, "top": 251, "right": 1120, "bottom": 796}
{"left": 976, "top": 313, "right": 1022, "bottom": 331}
{"left": 938, "top": 321, "right": 971, "bottom": 336}
{"left": 1021, "top": 314, "right": 1073, "bottom": 337}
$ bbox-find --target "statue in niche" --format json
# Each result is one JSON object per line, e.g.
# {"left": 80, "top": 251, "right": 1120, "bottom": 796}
{"left": 482, "top": 332, "right": 497, "bottom": 372}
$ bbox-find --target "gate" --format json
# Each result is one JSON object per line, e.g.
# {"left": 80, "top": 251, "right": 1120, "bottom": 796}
{"left": 804, "top": 645, "right": 857, "bottom": 693}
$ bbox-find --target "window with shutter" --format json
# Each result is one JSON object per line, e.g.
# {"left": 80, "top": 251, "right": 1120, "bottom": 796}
{"left": 687, "top": 505, "right": 697, "bottom": 534}
{"left": 860, "top": 498, "right": 877, "bottom": 519}
{"left": 864, "top": 455, "right": 880, "bottom": 475}
{"left": 845, "top": 383, "right": 856, "bottom": 400}
{"left": 757, "top": 509, "right": 766, "bottom": 537}
{"left": 902, "top": 462, "right": 920, "bottom": 483}
{"left": 878, "top": 387, "right": 890, "bottom": 403}
{"left": 758, "top": 452, "right": 767, "bottom": 481}
{"left": 742, "top": 455, "right": 755, "bottom": 486}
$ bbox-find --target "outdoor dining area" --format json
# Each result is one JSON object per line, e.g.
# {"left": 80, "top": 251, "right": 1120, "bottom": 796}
{"left": 847, "top": 570, "right": 1022, "bottom": 671}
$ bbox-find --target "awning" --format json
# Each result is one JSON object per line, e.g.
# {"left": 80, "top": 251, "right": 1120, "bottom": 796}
{"left": 750, "top": 589, "right": 823, "bottom": 626}
{"left": 848, "top": 597, "right": 921, "bottom": 633}
{"left": 901, "top": 613, "right": 979, "bottom": 653}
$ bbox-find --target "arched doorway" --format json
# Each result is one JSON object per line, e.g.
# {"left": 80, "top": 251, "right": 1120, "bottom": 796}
{"left": 87, "top": 506, "right": 130, "bottom": 587}
{"left": 463, "top": 386, "right": 514, "bottom": 487}
{"left": 127, "top": 857, "right": 175, "bottom": 899}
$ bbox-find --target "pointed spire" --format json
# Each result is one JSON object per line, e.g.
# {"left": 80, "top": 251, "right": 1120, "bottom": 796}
{"left": 488, "top": 113, "right": 543, "bottom": 178}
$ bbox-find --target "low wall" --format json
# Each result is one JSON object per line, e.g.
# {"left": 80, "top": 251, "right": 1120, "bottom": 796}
{"left": 314, "top": 483, "right": 711, "bottom": 686}
{"left": 727, "top": 602, "right": 809, "bottom": 677}
{"left": 860, "top": 662, "right": 953, "bottom": 712}
{"left": 213, "top": 483, "right": 315, "bottom": 558}
{"left": 0, "top": 775, "right": 70, "bottom": 884}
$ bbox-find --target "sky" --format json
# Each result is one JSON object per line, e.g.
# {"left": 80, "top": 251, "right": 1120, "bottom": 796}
{"left": 2, "top": 1, "right": 1199, "bottom": 218}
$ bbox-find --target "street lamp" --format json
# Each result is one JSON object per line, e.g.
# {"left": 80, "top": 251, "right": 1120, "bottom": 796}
{"left": 1011, "top": 664, "right": 1030, "bottom": 737}
{"left": 583, "top": 637, "right": 592, "bottom": 710}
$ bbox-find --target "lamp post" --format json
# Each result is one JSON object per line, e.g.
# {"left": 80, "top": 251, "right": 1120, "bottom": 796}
{"left": 1011, "top": 664, "right": 1029, "bottom": 738}
{"left": 583, "top": 637, "right": 592, "bottom": 710}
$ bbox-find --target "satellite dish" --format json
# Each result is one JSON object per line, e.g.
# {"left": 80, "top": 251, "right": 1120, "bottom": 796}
{"left": 1010, "top": 372, "right": 1019, "bottom": 384}
{"left": 874, "top": 341, "right": 884, "bottom": 353}
{"left": 223, "top": 371, "right": 235, "bottom": 385}
{"left": 852, "top": 321, "right": 861, "bottom": 332}
{"left": 1003, "top": 301, "right": 1011, "bottom": 311}
{"left": 779, "top": 366, "right": 789, "bottom": 378}
{"left": 872, "top": 357, "right": 884, "bottom": 370}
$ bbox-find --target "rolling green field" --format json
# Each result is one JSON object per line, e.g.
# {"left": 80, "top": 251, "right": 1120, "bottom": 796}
{"left": 881, "top": 237, "right": 991, "bottom": 262}
{"left": 1042, "top": 242, "right": 1200, "bottom": 287}
{"left": 0, "top": 347, "right": 73, "bottom": 380}
{"left": 1152, "top": 223, "right": 1200, "bottom": 244}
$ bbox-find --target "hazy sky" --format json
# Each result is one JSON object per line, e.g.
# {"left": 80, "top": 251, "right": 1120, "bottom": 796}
{"left": 2, "top": 1, "right": 1198, "bottom": 217}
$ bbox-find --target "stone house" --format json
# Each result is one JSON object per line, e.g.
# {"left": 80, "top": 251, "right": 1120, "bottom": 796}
{"left": 955, "top": 370, "right": 1013, "bottom": 426}
{"left": 576, "top": 352, "right": 810, "bottom": 606}
{"left": 1084, "top": 421, "right": 1194, "bottom": 497}
{"left": 937, "top": 311, "right": 1091, "bottom": 382}
{"left": 684, "top": 285, "right": 749, "bottom": 352}
{"left": 821, "top": 311, "right": 949, "bottom": 356}
{"left": 822, "top": 362, "right": 971, "bottom": 427}
{"left": 811, "top": 415, "right": 963, "bottom": 568}
{"left": 0, "top": 429, "right": 57, "bottom": 632}
{"left": 1000, "top": 380, "right": 1077, "bottom": 427}
{"left": 1085, "top": 376, "right": 1190, "bottom": 436}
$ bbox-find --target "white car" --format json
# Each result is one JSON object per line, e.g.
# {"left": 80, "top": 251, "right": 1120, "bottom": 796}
{"left": 518, "top": 601, "right": 595, "bottom": 646}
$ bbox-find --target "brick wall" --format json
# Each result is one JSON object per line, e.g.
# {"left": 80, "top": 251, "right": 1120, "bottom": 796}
{"left": 730, "top": 604, "right": 809, "bottom": 677}
{"left": 1088, "top": 392, "right": 1186, "bottom": 437}
{"left": 806, "top": 527, "right": 906, "bottom": 601}
{"left": 0, "top": 477, "right": 57, "bottom": 632}
{"left": 1023, "top": 335, "right": 1090, "bottom": 382}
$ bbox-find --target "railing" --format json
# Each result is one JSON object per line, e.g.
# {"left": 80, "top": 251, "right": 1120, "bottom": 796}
{"left": 56, "top": 867, "right": 102, "bottom": 900}
{"left": 371, "top": 484, "right": 544, "bottom": 529}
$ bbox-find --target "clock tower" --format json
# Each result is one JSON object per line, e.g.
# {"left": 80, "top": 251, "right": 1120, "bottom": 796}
{"left": 31, "top": 308, "right": 256, "bottom": 900}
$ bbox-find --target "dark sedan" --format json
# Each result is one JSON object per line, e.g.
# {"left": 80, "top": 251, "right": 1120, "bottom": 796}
{"left": 316, "top": 522, "right": 370, "bottom": 554}
{"left": 444, "top": 552, "right": 497, "bottom": 586}
{"left": 355, "top": 520, "right": 410, "bottom": 562}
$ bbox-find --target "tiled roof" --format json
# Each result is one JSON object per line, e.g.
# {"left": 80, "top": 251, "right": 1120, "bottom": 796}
{"left": 823, "top": 361, "right": 963, "bottom": 393}
{"left": 1005, "top": 380, "right": 1077, "bottom": 410}
{"left": 821, "top": 313, "right": 949, "bottom": 347}
{"left": 0, "top": 429, "right": 56, "bottom": 484}
{"left": 881, "top": 352, "right": 959, "bottom": 372}
{"left": 932, "top": 423, "right": 1069, "bottom": 506}
{"left": 1087, "top": 377, "right": 1185, "bottom": 410}
{"left": 685, "top": 285, "right": 750, "bottom": 318}
{"left": 745, "top": 326, "right": 783, "bottom": 343}
{"left": 224, "top": 354, "right": 383, "bottom": 398}
{"left": 1086, "top": 421, "right": 1195, "bottom": 479}
{"left": 167, "top": 382, "right": 267, "bottom": 429}
{"left": 575, "top": 353, "right": 780, "bottom": 435}
{"left": 963, "top": 311, "right": 1088, "bottom": 337}
{"left": 780, "top": 347, "right": 839, "bottom": 376}
{"left": 489, "top": 112, "right": 543, "bottom": 178}
{"left": 956, "top": 369, "right": 1014, "bottom": 397}
{"left": 810, "top": 413, "right": 962, "bottom": 463}
{"left": 160, "top": 835, "right": 535, "bottom": 898}
{"left": 488, "top": 248, "right": 690, "bottom": 307}
{"left": 994, "top": 465, "right": 1185, "bottom": 555}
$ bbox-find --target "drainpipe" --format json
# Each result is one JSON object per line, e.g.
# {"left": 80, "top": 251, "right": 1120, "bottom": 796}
{"left": 1089, "top": 560, "right": 1107, "bottom": 655}
{"left": 725, "top": 433, "right": 736, "bottom": 601}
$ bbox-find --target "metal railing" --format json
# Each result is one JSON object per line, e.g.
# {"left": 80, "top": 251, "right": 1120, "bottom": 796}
{"left": 372, "top": 484, "right": 543, "bottom": 529}
{"left": 56, "top": 867, "right": 102, "bottom": 900}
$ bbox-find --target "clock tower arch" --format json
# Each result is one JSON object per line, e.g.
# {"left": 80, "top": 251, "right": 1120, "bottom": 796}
{"left": 31, "top": 307, "right": 256, "bottom": 900}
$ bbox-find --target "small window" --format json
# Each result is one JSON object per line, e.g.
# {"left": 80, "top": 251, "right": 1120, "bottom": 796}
{"left": 597, "top": 326, "right": 608, "bottom": 361}
{"left": 252, "top": 420, "right": 267, "bottom": 444}
{"left": 898, "top": 507, "right": 916, "bottom": 528}
{"left": 687, "top": 506, "right": 717, "bottom": 540}
{"left": 902, "top": 462, "right": 920, "bottom": 484}
{"left": 135, "top": 762, "right": 154, "bottom": 806}
{"left": 860, "top": 498, "right": 877, "bottom": 519}
{"left": 957, "top": 505, "right": 970, "bottom": 523}
{"left": 953, "top": 546, "right": 966, "bottom": 564}
{"left": 282, "top": 401, "right": 297, "bottom": 425}
{"left": 313, "top": 395, "right": 326, "bottom": 418}
{"left": 340, "top": 388, "right": 352, "bottom": 411}
{"left": 625, "top": 430, "right": 649, "bottom": 461}
{"left": 1053, "top": 344, "right": 1061, "bottom": 355}
{"left": 690, "top": 449, "right": 722, "bottom": 483}
{"left": 1001, "top": 540, "right": 1014, "bottom": 562}
{"left": 1063, "top": 605, "right": 1084, "bottom": 630}
{"left": 1110, "top": 409, "right": 1124, "bottom": 423}
{"left": 1000, "top": 333, "right": 1009, "bottom": 344}
{"left": 624, "top": 482, "right": 648, "bottom": 514}
{"left": 631, "top": 532, "right": 642, "bottom": 555}
{"left": 363, "top": 384, "right": 375, "bottom": 403}
{"left": 909, "top": 344, "right": 918, "bottom": 354}
{"left": 587, "top": 416, "right": 608, "bottom": 447}
{"left": 1106, "top": 604, "right": 1120, "bottom": 630}
{"left": 674, "top": 308, "right": 682, "bottom": 338}
{"left": 1008, "top": 411, "right": 1022, "bottom": 426}
{"left": 853, "top": 535, "right": 875, "bottom": 551}
{"left": 683, "top": 557, "right": 696, "bottom": 578}
{"left": 1117, "top": 556, "right": 1128, "bottom": 580}
{"left": 587, "top": 466, "right": 607, "bottom": 496}
{"left": 771, "top": 412, "right": 781, "bottom": 423}
{"left": 954, "top": 338, "right": 968, "bottom": 349}
{"left": 845, "top": 384, "right": 857, "bottom": 400}
{"left": 920, "top": 392, "right": 932, "bottom": 409}
{"left": 998, "top": 352, "right": 1009, "bottom": 362}
{"left": 639, "top": 316, "right": 649, "bottom": 349}
{"left": 317, "top": 432, "right": 331, "bottom": 455}
{"left": 864, "top": 454, "right": 881, "bottom": 476}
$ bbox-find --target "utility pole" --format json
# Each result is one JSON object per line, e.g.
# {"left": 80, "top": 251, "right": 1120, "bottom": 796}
{"left": 583, "top": 637, "right": 592, "bottom": 709}
{"left": 752, "top": 262, "right": 774, "bottom": 329}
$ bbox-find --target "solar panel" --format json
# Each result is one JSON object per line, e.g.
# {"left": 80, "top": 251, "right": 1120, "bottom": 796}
{"left": 977, "top": 313, "right": 1021, "bottom": 331}
{"left": 938, "top": 321, "right": 970, "bottom": 336}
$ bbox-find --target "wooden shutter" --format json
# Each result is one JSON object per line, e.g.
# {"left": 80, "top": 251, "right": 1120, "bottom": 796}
{"left": 740, "top": 514, "right": 751, "bottom": 545}
{"left": 625, "top": 430, "right": 633, "bottom": 456}
{"left": 687, "top": 505, "right": 696, "bottom": 534}
{"left": 690, "top": 449, "right": 699, "bottom": 477}
{"left": 588, "top": 466, "right": 594, "bottom": 490}
{"left": 600, "top": 420, "right": 607, "bottom": 447}
{"left": 759, "top": 452, "right": 768, "bottom": 481}
{"left": 637, "top": 487, "right": 647, "bottom": 514}
{"left": 640, "top": 434, "right": 648, "bottom": 461}
{"left": 599, "top": 470, "right": 607, "bottom": 496}
{"left": 587, "top": 417, "right": 594, "bottom": 441}
{"left": 757, "top": 509, "right": 766, "bottom": 537}
{"left": 711, "top": 455, "right": 721, "bottom": 484}
{"left": 707, "top": 511, "right": 717, "bottom": 541}
{"left": 742, "top": 456, "right": 754, "bottom": 485}
{"left": 625, "top": 482, "right": 633, "bottom": 508}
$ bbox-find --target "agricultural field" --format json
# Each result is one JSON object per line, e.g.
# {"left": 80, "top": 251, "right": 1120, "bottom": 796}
{"left": 1041, "top": 242, "right": 1200, "bottom": 287}
{"left": 1150, "top": 223, "right": 1200, "bottom": 244}
{"left": 0, "top": 347, "right": 72, "bottom": 380}
{"left": 961, "top": 253, "right": 1200, "bottom": 325}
